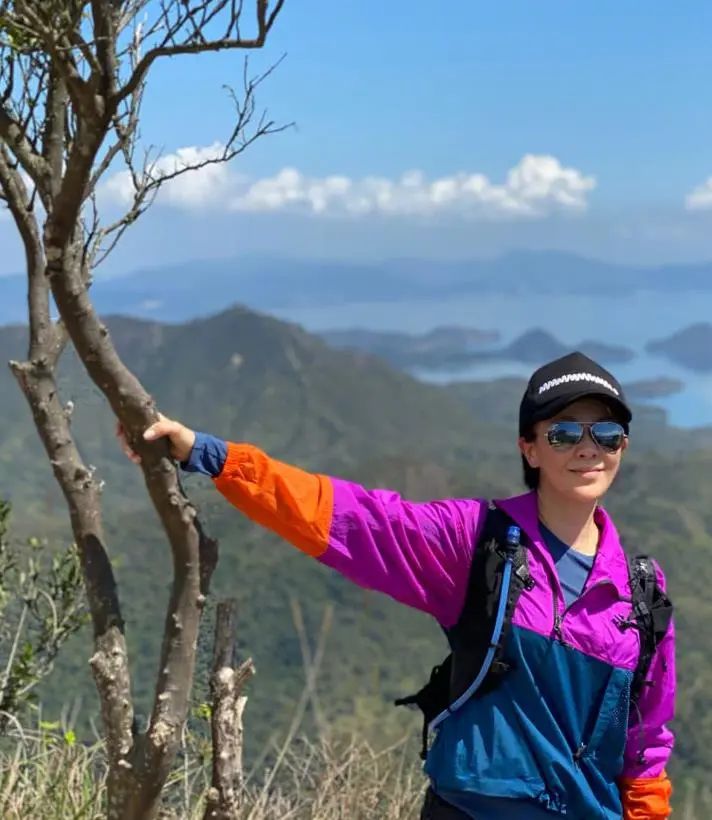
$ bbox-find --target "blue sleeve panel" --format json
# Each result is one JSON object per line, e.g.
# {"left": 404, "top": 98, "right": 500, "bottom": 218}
{"left": 180, "top": 432, "right": 228, "bottom": 477}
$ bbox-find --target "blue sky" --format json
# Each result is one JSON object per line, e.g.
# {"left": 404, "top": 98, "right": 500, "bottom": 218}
{"left": 2, "top": 0, "right": 712, "bottom": 275}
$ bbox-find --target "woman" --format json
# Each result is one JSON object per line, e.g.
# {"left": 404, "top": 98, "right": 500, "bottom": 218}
{"left": 123, "top": 351, "right": 675, "bottom": 819}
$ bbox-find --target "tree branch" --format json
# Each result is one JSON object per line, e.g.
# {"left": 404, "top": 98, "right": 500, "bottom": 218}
{"left": 203, "top": 600, "right": 255, "bottom": 820}
{"left": 8, "top": 1, "right": 92, "bottom": 111}
{"left": 42, "top": 67, "right": 68, "bottom": 200}
{"left": 115, "top": 0, "right": 285, "bottom": 106}
{"left": 88, "top": 57, "right": 287, "bottom": 270}
{"left": 2, "top": 169, "right": 133, "bottom": 788}
{"left": 0, "top": 105, "right": 50, "bottom": 191}
{"left": 0, "top": 144, "right": 41, "bottom": 264}
{"left": 90, "top": 0, "right": 119, "bottom": 96}
{"left": 1, "top": 135, "right": 135, "bottom": 784}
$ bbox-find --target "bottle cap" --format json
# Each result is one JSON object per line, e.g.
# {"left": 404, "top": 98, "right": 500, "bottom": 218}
{"left": 506, "top": 525, "right": 521, "bottom": 547}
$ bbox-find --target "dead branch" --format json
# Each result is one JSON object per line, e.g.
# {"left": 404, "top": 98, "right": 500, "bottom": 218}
{"left": 116, "top": 0, "right": 286, "bottom": 105}
{"left": 89, "top": 57, "right": 289, "bottom": 269}
{"left": 203, "top": 600, "right": 255, "bottom": 820}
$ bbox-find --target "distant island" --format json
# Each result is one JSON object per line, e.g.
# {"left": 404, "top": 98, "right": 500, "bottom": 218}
{"left": 647, "top": 323, "right": 712, "bottom": 372}
{"left": 501, "top": 329, "right": 634, "bottom": 366}
{"left": 320, "top": 326, "right": 635, "bottom": 370}
{"left": 319, "top": 326, "right": 501, "bottom": 369}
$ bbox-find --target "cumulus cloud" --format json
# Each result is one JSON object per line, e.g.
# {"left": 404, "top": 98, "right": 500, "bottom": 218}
{"left": 686, "top": 177, "right": 712, "bottom": 211}
{"left": 231, "top": 155, "right": 596, "bottom": 219}
{"left": 102, "top": 142, "right": 241, "bottom": 209}
{"left": 102, "top": 151, "right": 596, "bottom": 220}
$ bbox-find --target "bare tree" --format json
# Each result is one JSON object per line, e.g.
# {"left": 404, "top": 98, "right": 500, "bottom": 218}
{"left": 0, "top": 2, "right": 286, "bottom": 817}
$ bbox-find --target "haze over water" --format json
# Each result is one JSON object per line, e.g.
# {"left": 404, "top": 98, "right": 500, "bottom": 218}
{"left": 271, "top": 288, "right": 712, "bottom": 429}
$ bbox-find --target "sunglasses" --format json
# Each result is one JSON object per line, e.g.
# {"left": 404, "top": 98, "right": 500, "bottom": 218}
{"left": 546, "top": 421, "right": 627, "bottom": 453}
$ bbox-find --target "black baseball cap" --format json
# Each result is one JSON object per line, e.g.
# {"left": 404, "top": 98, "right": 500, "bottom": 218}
{"left": 519, "top": 351, "right": 632, "bottom": 436}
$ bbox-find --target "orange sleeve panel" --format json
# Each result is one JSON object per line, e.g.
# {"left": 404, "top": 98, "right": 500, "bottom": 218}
{"left": 618, "top": 772, "right": 672, "bottom": 820}
{"left": 213, "top": 442, "right": 334, "bottom": 557}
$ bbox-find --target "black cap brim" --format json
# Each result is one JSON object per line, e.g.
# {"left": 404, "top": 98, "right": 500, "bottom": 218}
{"left": 528, "top": 390, "right": 632, "bottom": 430}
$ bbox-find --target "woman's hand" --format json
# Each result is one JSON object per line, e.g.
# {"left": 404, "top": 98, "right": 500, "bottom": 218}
{"left": 116, "top": 413, "right": 196, "bottom": 464}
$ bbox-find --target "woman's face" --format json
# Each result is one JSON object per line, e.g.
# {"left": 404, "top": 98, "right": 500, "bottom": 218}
{"left": 518, "top": 397, "right": 628, "bottom": 503}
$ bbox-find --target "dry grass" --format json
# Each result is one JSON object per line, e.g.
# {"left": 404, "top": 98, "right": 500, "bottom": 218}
{"left": 0, "top": 723, "right": 106, "bottom": 819}
{"left": 1, "top": 721, "right": 710, "bottom": 819}
{"left": 0, "top": 722, "right": 426, "bottom": 819}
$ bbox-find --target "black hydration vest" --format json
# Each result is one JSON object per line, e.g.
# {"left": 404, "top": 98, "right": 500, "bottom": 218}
{"left": 395, "top": 504, "right": 674, "bottom": 759}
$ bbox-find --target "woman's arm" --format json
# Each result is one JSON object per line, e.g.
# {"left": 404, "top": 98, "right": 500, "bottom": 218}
{"left": 123, "top": 418, "right": 485, "bottom": 626}
{"left": 210, "top": 437, "right": 484, "bottom": 627}
{"left": 617, "top": 565, "right": 676, "bottom": 820}
{"left": 124, "top": 411, "right": 482, "bottom": 628}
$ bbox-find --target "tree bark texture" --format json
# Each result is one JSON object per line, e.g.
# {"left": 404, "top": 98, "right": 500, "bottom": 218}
{"left": 203, "top": 601, "right": 255, "bottom": 820}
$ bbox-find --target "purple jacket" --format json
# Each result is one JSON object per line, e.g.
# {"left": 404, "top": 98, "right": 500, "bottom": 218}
{"left": 203, "top": 439, "right": 675, "bottom": 817}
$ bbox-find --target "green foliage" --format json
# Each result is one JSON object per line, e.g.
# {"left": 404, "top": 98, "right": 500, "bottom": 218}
{"left": 0, "top": 499, "right": 88, "bottom": 731}
{"left": 1, "top": 308, "right": 711, "bottom": 793}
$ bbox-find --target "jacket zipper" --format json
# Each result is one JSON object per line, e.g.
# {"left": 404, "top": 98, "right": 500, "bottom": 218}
{"left": 553, "top": 578, "right": 621, "bottom": 766}
{"left": 554, "top": 578, "right": 618, "bottom": 643}
{"left": 551, "top": 585, "right": 568, "bottom": 645}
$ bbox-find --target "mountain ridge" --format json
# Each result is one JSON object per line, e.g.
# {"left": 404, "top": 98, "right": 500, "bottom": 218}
{"left": 2, "top": 249, "right": 712, "bottom": 325}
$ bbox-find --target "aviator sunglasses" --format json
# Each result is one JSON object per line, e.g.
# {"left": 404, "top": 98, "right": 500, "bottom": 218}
{"left": 546, "top": 421, "right": 627, "bottom": 453}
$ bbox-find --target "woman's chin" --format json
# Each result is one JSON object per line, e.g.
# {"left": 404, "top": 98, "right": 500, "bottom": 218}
{"left": 562, "top": 472, "right": 611, "bottom": 501}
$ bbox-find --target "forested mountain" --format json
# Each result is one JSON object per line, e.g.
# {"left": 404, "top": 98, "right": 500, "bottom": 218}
{"left": 1, "top": 305, "right": 710, "bottom": 794}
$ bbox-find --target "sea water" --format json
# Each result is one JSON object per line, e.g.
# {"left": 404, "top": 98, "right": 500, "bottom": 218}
{"left": 270, "top": 288, "right": 712, "bottom": 429}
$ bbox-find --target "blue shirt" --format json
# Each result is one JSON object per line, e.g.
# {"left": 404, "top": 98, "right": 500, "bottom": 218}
{"left": 539, "top": 521, "right": 595, "bottom": 609}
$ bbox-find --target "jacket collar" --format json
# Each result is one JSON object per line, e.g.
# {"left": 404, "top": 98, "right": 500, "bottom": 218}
{"left": 495, "top": 490, "right": 631, "bottom": 600}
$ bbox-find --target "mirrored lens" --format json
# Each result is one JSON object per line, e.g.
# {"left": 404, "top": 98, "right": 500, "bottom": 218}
{"left": 590, "top": 422, "right": 625, "bottom": 452}
{"left": 546, "top": 421, "right": 626, "bottom": 452}
{"left": 547, "top": 422, "right": 584, "bottom": 449}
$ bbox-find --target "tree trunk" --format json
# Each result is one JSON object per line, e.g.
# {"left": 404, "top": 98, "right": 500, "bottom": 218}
{"left": 203, "top": 601, "right": 255, "bottom": 820}
{"left": 44, "top": 249, "right": 218, "bottom": 818}
{"left": 1, "top": 4, "right": 287, "bottom": 814}
{"left": 7, "top": 243, "right": 137, "bottom": 813}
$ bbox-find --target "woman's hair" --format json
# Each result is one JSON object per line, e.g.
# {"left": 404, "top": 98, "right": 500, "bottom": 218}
{"left": 520, "top": 426, "right": 539, "bottom": 490}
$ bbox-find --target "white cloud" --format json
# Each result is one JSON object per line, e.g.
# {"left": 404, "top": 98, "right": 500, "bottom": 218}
{"left": 231, "top": 156, "right": 595, "bottom": 219}
{"left": 686, "top": 177, "right": 712, "bottom": 211}
{"left": 102, "top": 151, "right": 596, "bottom": 220}
{"left": 102, "top": 142, "right": 240, "bottom": 209}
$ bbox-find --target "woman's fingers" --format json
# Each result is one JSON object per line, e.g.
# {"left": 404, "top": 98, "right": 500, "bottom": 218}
{"left": 116, "top": 420, "right": 142, "bottom": 463}
{"left": 143, "top": 415, "right": 195, "bottom": 461}
{"left": 117, "top": 413, "right": 193, "bottom": 463}
{"left": 143, "top": 418, "right": 178, "bottom": 441}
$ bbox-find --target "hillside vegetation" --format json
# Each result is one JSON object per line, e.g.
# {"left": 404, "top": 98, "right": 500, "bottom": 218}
{"left": 1, "top": 305, "right": 710, "bottom": 799}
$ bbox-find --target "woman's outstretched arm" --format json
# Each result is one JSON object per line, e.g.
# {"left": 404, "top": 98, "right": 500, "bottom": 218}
{"left": 125, "top": 418, "right": 485, "bottom": 627}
